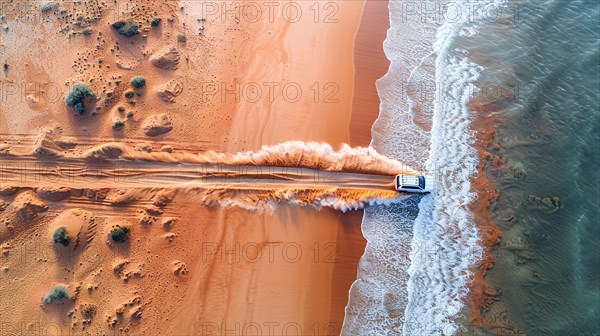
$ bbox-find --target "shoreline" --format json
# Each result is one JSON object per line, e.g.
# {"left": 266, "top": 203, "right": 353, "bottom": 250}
{"left": 349, "top": 0, "right": 391, "bottom": 147}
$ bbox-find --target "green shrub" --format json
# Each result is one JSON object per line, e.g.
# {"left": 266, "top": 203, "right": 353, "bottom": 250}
{"left": 41, "top": 2, "right": 59, "bottom": 12}
{"left": 130, "top": 76, "right": 146, "bottom": 88}
{"left": 52, "top": 226, "right": 69, "bottom": 246}
{"left": 124, "top": 90, "right": 135, "bottom": 99}
{"left": 177, "top": 34, "right": 186, "bottom": 43}
{"left": 150, "top": 17, "right": 161, "bottom": 27}
{"left": 65, "top": 83, "right": 95, "bottom": 115}
{"left": 43, "top": 285, "right": 68, "bottom": 304}
{"left": 113, "top": 120, "right": 125, "bottom": 129}
{"left": 109, "top": 225, "right": 129, "bottom": 243}
{"left": 111, "top": 19, "right": 139, "bottom": 37}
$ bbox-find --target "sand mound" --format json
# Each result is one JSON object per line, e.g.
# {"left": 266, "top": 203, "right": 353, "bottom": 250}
{"left": 36, "top": 187, "right": 71, "bottom": 201}
{"left": 152, "top": 190, "right": 176, "bottom": 207}
{"left": 162, "top": 217, "right": 176, "bottom": 230}
{"left": 32, "top": 124, "right": 63, "bottom": 157}
{"left": 172, "top": 260, "right": 187, "bottom": 276}
{"left": 149, "top": 45, "right": 180, "bottom": 70}
{"left": 156, "top": 80, "right": 183, "bottom": 102}
{"left": 82, "top": 143, "right": 129, "bottom": 162}
{"left": 11, "top": 190, "right": 49, "bottom": 220}
{"left": 0, "top": 144, "right": 11, "bottom": 155}
{"left": 109, "top": 295, "right": 144, "bottom": 326}
{"left": 105, "top": 189, "right": 142, "bottom": 205}
{"left": 55, "top": 137, "right": 78, "bottom": 149}
{"left": 113, "top": 259, "right": 143, "bottom": 282}
{"left": 0, "top": 186, "right": 18, "bottom": 196}
{"left": 48, "top": 208, "right": 96, "bottom": 253}
{"left": 142, "top": 114, "right": 173, "bottom": 136}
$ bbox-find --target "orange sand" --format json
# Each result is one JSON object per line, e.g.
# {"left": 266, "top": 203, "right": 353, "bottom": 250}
{"left": 0, "top": 0, "right": 386, "bottom": 334}
{"left": 179, "top": 1, "right": 369, "bottom": 333}
{"left": 350, "top": 0, "right": 390, "bottom": 147}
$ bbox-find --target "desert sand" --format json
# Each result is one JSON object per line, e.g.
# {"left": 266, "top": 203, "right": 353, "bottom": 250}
{"left": 0, "top": 0, "right": 397, "bottom": 334}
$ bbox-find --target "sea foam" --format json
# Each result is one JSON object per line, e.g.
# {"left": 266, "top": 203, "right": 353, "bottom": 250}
{"left": 403, "top": 1, "right": 507, "bottom": 334}
{"left": 342, "top": 0, "right": 440, "bottom": 334}
{"left": 343, "top": 0, "right": 507, "bottom": 334}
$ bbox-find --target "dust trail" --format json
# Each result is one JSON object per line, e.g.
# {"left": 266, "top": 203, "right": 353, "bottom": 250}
{"left": 80, "top": 141, "right": 418, "bottom": 176}
{"left": 1, "top": 138, "right": 419, "bottom": 211}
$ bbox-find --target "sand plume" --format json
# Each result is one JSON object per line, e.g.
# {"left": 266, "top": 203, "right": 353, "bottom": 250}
{"left": 0, "top": 139, "right": 421, "bottom": 212}
{"left": 81, "top": 141, "right": 418, "bottom": 175}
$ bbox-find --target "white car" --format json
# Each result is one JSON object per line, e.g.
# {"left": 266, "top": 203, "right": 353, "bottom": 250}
{"left": 395, "top": 174, "right": 434, "bottom": 193}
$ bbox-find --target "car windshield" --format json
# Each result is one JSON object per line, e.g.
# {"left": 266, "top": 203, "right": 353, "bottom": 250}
{"left": 418, "top": 176, "right": 425, "bottom": 189}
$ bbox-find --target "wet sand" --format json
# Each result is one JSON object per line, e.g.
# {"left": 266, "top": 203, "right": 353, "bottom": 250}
{"left": 350, "top": 0, "right": 391, "bottom": 147}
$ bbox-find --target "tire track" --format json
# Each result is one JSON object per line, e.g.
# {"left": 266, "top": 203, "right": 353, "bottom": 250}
{"left": 0, "top": 155, "right": 396, "bottom": 191}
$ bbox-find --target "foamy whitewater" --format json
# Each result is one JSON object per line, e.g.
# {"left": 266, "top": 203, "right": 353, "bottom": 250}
{"left": 402, "top": 0, "right": 506, "bottom": 332}
{"left": 344, "top": 0, "right": 507, "bottom": 334}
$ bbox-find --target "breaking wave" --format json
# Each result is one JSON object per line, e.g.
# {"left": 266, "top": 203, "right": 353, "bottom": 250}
{"left": 403, "top": 1, "right": 506, "bottom": 334}
{"left": 344, "top": 0, "right": 507, "bottom": 334}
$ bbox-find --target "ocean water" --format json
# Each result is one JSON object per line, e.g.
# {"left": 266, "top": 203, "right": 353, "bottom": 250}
{"left": 475, "top": 0, "right": 600, "bottom": 334}
{"left": 344, "top": 0, "right": 599, "bottom": 335}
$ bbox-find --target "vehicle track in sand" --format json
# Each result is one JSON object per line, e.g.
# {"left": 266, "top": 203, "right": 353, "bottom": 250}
{"left": 1, "top": 136, "right": 416, "bottom": 211}
{"left": 0, "top": 154, "right": 396, "bottom": 191}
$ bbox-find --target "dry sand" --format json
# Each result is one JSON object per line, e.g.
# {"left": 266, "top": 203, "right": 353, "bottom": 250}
{"left": 0, "top": 0, "right": 389, "bottom": 334}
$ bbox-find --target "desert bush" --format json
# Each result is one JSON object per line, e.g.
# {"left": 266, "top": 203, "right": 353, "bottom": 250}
{"left": 177, "top": 34, "right": 186, "bottom": 43}
{"left": 130, "top": 76, "right": 146, "bottom": 88}
{"left": 111, "top": 19, "right": 139, "bottom": 37}
{"left": 113, "top": 120, "right": 125, "bottom": 129}
{"left": 41, "top": 2, "right": 59, "bottom": 12}
{"left": 124, "top": 90, "right": 135, "bottom": 98}
{"left": 80, "top": 303, "right": 97, "bottom": 320}
{"left": 52, "top": 226, "right": 69, "bottom": 246}
{"left": 109, "top": 225, "right": 130, "bottom": 243}
{"left": 65, "top": 83, "right": 95, "bottom": 115}
{"left": 43, "top": 284, "right": 68, "bottom": 304}
{"left": 150, "top": 17, "right": 161, "bottom": 27}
